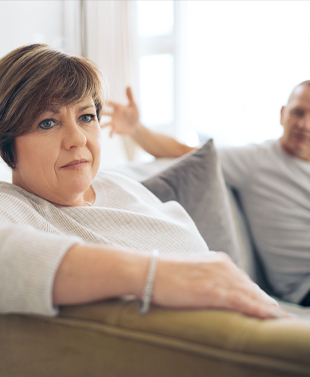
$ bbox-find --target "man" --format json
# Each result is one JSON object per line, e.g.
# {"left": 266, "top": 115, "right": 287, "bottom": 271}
{"left": 102, "top": 82, "right": 310, "bottom": 307}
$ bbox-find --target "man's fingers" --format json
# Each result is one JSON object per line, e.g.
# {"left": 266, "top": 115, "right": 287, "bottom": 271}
{"left": 126, "top": 86, "right": 135, "bottom": 105}
{"left": 109, "top": 128, "right": 115, "bottom": 137}
{"left": 106, "top": 101, "right": 118, "bottom": 110}
{"left": 100, "top": 121, "right": 111, "bottom": 129}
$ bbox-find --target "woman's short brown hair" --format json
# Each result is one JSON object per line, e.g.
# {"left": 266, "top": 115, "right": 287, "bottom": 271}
{"left": 0, "top": 44, "right": 108, "bottom": 168}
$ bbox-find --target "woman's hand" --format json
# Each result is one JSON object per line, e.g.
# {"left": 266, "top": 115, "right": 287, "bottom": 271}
{"left": 54, "top": 244, "right": 287, "bottom": 319}
{"left": 152, "top": 252, "right": 287, "bottom": 319}
{"left": 101, "top": 87, "right": 140, "bottom": 137}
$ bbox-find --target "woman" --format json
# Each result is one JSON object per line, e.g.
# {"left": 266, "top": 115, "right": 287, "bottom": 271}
{"left": 0, "top": 44, "right": 284, "bottom": 318}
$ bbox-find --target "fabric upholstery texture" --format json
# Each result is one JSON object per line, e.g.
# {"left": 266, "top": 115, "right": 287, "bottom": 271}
{"left": 227, "top": 187, "right": 273, "bottom": 292}
{"left": 142, "top": 139, "right": 242, "bottom": 267}
{"left": 2, "top": 298, "right": 310, "bottom": 377}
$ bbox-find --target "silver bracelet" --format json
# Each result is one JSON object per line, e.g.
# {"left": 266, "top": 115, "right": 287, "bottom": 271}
{"left": 139, "top": 249, "right": 159, "bottom": 315}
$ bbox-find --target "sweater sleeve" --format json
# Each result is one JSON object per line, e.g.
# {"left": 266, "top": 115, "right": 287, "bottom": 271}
{"left": 0, "top": 224, "right": 81, "bottom": 316}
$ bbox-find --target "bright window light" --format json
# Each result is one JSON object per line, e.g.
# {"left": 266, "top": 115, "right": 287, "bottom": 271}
{"left": 187, "top": 1, "right": 310, "bottom": 146}
{"left": 137, "top": 1, "right": 174, "bottom": 37}
{"left": 140, "top": 53, "right": 174, "bottom": 127}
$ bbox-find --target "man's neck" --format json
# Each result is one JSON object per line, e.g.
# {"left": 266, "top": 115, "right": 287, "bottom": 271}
{"left": 279, "top": 137, "right": 310, "bottom": 162}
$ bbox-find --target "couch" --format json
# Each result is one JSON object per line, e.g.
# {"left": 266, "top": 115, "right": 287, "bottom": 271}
{"left": 1, "top": 143, "right": 310, "bottom": 377}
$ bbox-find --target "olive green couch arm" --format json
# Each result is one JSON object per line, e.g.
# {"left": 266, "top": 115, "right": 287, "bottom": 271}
{"left": 1, "top": 298, "right": 310, "bottom": 377}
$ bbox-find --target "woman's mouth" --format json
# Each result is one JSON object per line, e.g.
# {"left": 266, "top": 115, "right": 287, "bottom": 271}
{"left": 61, "top": 159, "right": 89, "bottom": 170}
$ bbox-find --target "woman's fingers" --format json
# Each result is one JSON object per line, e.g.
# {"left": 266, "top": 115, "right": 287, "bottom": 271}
{"left": 253, "top": 284, "right": 279, "bottom": 307}
{"left": 153, "top": 253, "right": 288, "bottom": 319}
{"left": 219, "top": 286, "right": 285, "bottom": 319}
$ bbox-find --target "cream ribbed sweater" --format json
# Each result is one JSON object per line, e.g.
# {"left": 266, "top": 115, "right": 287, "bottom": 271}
{"left": 0, "top": 171, "right": 209, "bottom": 316}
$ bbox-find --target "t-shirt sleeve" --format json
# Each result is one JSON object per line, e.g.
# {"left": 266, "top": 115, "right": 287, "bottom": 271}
{"left": 217, "top": 144, "right": 259, "bottom": 188}
{"left": 0, "top": 224, "right": 81, "bottom": 316}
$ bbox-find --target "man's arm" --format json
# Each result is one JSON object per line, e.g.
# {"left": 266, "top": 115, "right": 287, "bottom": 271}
{"left": 130, "top": 124, "right": 196, "bottom": 158}
{"left": 101, "top": 87, "right": 195, "bottom": 158}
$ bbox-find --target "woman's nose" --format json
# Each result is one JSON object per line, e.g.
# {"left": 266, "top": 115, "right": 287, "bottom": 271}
{"left": 62, "top": 121, "right": 87, "bottom": 150}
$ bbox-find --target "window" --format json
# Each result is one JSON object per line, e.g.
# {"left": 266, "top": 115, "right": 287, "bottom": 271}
{"left": 187, "top": 1, "right": 310, "bottom": 147}
{"left": 137, "top": 1, "right": 310, "bottom": 148}
{"left": 137, "top": 1, "right": 187, "bottom": 140}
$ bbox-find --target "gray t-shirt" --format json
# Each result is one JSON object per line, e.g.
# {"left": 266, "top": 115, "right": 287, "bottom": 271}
{"left": 0, "top": 171, "right": 209, "bottom": 316}
{"left": 218, "top": 139, "right": 310, "bottom": 304}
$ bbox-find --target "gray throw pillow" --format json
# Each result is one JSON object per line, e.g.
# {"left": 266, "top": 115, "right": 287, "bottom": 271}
{"left": 141, "top": 139, "right": 243, "bottom": 267}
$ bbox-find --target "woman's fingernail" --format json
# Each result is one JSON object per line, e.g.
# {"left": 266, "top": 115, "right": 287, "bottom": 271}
{"left": 268, "top": 310, "right": 283, "bottom": 319}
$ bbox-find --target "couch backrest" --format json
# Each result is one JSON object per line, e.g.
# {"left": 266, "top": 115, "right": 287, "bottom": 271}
{"left": 227, "top": 186, "right": 273, "bottom": 294}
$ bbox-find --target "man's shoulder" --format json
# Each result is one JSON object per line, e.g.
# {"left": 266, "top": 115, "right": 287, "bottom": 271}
{"left": 256, "top": 138, "right": 280, "bottom": 152}
{"left": 216, "top": 139, "right": 281, "bottom": 186}
{"left": 219, "top": 138, "right": 277, "bottom": 153}
{"left": 217, "top": 139, "right": 279, "bottom": 164}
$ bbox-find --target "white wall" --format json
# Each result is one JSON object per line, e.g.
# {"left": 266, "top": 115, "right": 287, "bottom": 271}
{"left": 0, "top": 0, "right": 64, "bottom": 58}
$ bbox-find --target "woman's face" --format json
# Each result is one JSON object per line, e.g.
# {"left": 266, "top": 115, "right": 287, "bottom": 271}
{"left": 12, "top": 97, "right": 101, "bottom": 206}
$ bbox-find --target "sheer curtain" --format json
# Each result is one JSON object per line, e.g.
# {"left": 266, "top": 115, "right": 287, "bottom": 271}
{"left": 83, "top": 0, "right": 140, "bottom": 163}
{"left": 64, "top": 0, "right": 139, "bottom": 166}
{"left": 84, "top": 1, "right": 139, "bottom": 103}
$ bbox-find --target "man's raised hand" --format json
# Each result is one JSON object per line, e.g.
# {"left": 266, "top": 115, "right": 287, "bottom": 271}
{"left": 101, "top": 87, "right": 140, "bottom": 137}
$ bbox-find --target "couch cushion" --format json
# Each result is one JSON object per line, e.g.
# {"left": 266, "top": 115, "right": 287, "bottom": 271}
{"left": 226, "top": 187, "right": 257, "bottom": 280}
{"left": 141, "top": 140, "right": 242, "bottom": 267}
{"left": 1, "top": 298, "right": 310, "bottom": 377}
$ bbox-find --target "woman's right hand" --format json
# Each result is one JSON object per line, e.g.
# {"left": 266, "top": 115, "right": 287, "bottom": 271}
{"left": 152, "top": 252, "right": 287, "bottom": 319}
{"left": 54, "top": 244, "right": 287, "bottom": 319}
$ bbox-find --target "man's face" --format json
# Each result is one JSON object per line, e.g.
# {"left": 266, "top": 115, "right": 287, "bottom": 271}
{"left": 280, "top": 84, "right": 310, "bottom": 161}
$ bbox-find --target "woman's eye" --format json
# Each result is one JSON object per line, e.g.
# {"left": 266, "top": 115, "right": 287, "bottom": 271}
{"left": 80, "top": 114, "right": 95, "bottom": 123}
{"left": 38, "top": 119, "right": 55, "bottom": 129}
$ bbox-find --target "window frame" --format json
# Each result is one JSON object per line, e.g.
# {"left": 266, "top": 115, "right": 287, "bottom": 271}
{"left": 137, "top": 1, "right": 187, "bottom": 141}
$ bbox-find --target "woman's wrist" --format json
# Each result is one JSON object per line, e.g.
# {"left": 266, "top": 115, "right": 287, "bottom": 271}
{"left": 53, "top": 244, "right": 151, "bottom": 305}
{"left": 117, "top": 248, "right": 151, "bottom": 299}
{"left": 139, "top": 249, "right": 159, "bottom": 314}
